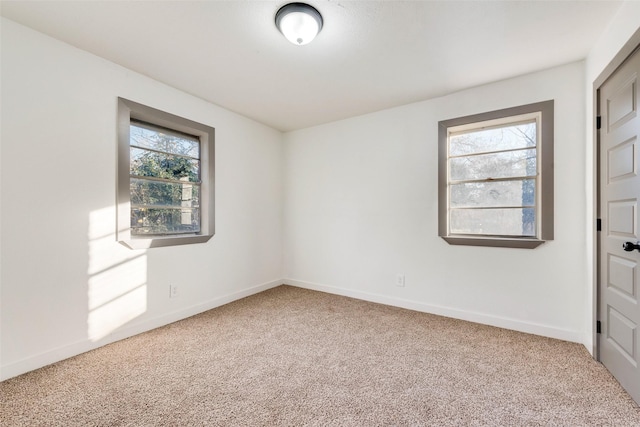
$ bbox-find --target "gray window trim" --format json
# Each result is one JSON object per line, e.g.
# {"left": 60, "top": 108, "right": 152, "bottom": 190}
{"left": 117, "top": 97, "right": 215, "bottom": 249}
{"left": 438, "top": 100, "right": 554, "bottom": 249}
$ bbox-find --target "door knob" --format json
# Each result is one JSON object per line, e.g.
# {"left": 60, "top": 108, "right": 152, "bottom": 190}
{"left": 622, "top": 241, "right": 640, "bottom": 252}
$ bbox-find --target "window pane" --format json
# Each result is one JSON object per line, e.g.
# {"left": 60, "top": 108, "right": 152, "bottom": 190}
{"left": 450, "top": 179, "right": 535, "bottom": 208}
{"left": 449, "top": 148, "right": 536, "bottom": 182}
{"left": 450, "top": 208, "right": 536, "bottom": 236}
{"left": 450, "top": 121, "right": 536, "bottom": 156}
{"left": 130, "top": 147, "right": 200, "bottom": 182}
{"left": 130, "top": 123, "right": 200, "bottom": 158}
{"left": 131, "top": 208, "right": 201, "bottom": 235}
{"left": 130, "top": 178, "right": 200, "bottom": 208}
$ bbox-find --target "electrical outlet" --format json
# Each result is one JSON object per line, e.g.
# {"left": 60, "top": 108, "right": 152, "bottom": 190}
{"left": 170, "top": 284, "right": 179, "bottom": 298}
{"left": 395, "top": 273, "right": 405, "bottom": 287}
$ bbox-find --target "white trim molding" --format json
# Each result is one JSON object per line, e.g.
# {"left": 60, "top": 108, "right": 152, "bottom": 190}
{"left": 284, "top": 278, "right": 583, "bottom": 344}
{"left": 1, "top": 279, "right": 282, "bottom": 381}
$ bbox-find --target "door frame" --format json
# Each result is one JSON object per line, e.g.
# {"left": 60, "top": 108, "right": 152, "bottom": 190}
{"left": 593, "top": 27, "right": 640, "bottom": 359}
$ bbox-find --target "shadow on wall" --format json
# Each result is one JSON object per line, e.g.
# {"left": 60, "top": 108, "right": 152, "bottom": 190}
{"left": 87, "top": 206, "right": 147, "bottom": 342}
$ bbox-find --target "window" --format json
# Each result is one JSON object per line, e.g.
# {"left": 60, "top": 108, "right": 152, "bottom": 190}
{"left": 438, "top": 100, "right": 553, "bottom": 248}
{"left": 117, "top": 98, "right": 215, "bottom": 249}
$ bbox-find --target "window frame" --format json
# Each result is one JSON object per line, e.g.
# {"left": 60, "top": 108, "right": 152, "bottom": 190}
{"left": 438, "top": 100, "right": 554, "bottom": 249}
{"left": 117, "top": 97, "right": 215, "bottom": 249}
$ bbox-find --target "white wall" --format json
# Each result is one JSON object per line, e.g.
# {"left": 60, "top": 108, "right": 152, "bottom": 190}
{"left": 283, "top": 61, "right": 587, "bottom": 343}
{"left": 0, "top": 18, "right": 283, "bottom": 380}
{"left": 584, "top": 1, "right": 640, "bottom": 354}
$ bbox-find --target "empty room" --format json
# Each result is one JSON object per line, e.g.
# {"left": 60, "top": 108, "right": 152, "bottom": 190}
{"left": 2, "top": 0, "right": 640, "bottom": 425}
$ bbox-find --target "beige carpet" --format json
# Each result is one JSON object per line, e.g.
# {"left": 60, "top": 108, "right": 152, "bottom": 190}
{"left": 1, "top": 285, "right": 639, "bottom": 426}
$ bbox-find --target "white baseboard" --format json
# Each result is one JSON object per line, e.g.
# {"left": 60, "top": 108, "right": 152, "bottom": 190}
{"left": 284, "top": 278, "right": 583, "bottom": 344}
{"left": 2, "top": 277, "right": 585, "bottom": 381}
{"left": 1, "top": 279, "right": 282, "bottom": 381}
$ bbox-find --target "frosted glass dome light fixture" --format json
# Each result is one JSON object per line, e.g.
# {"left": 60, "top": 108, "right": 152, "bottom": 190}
{"left": 275, "top": 3, "right": 323, "bottom": 46}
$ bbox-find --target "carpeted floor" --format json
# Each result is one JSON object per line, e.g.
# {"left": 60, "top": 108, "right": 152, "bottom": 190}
{"left": 1, "top": 285, "right": 639, "bottom": 426}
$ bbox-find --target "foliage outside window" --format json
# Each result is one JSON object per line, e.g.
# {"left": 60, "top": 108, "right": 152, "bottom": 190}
{"left": 438, "top": 101, "right": 554, "bottom": 249}
{"left": 130, "top": 121, "right": 201, "bottom": 235}
{"left": 117, "top": 98, "right": 215, "bottom": 249}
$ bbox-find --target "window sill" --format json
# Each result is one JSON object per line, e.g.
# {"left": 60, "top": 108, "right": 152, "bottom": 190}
{"left": 119, "top": 233, "right": 214, "bottom": 250}
{"left": 441, "top": 236, "right": 546, "bottom": 249}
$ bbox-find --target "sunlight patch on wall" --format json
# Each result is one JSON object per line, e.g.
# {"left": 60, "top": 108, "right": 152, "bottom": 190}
{"left": 88, "top": 207, "right": 141, "bottom": 275}
{"left": 88, "top": 206, "right": 147, "bottom": 342}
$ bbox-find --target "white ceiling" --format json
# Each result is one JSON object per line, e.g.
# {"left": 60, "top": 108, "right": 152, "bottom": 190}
{"left": 0, "top": 1, "right": 623, "bottom": 131}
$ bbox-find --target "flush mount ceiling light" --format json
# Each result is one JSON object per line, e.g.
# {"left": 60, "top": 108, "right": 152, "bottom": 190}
{"left": 275, "top": 3, "right": 323, "bottom": 46}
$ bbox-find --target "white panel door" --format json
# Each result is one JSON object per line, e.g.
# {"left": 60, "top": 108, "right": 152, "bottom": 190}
{"left": 599, "top": 46, "right": 640, "bottom": 405}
